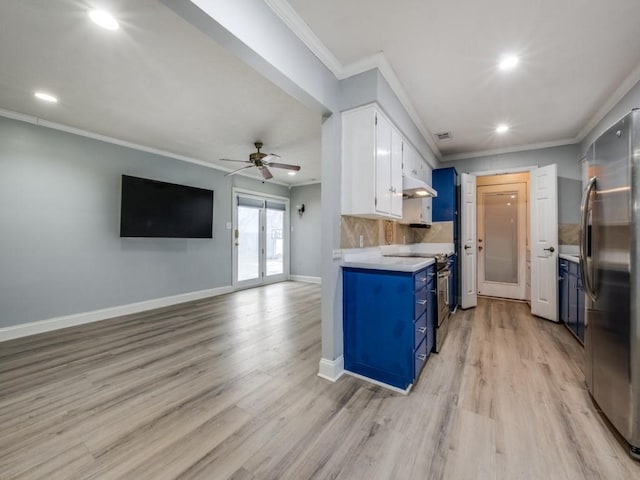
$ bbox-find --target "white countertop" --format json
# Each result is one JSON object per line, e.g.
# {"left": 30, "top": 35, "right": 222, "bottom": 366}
{"left": 559, "top": 253, "right": 580, "bottom": 263}
{"left": 340, "top": 243, "right": 452, "bottom": 272}
{"left": 342, "top": 255, "right": 436, "bottom": 273}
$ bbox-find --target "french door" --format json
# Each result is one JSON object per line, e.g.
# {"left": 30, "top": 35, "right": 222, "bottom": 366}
{"left": 233, "top": 190, "right": 289, "bottom": 289}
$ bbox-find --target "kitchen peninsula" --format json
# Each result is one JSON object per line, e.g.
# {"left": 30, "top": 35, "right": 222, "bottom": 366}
{"left": 342, "top": 245, "right": 454, "bottom": 392}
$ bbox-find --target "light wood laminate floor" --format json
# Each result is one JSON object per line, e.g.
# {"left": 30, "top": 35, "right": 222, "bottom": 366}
{"left": 1, "top": 283, "right": 639, "bottom": 479}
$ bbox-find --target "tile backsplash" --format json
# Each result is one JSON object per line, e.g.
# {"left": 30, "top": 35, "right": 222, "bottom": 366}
{"left": 340, "top": 215, "right": 453, "bottom": 248}
{"left": 341, "top": 216, "right": 578, "bottom": 248}
{"left": 559, "top": 223, "right": 579, "bottom": 246}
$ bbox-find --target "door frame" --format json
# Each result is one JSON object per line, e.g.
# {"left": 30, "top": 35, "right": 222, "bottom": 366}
{"left": 462, "top": 165, "right": 548, "bottom": 309}
{"left": 232, "top": 188, "right": 290, "bottom": 290}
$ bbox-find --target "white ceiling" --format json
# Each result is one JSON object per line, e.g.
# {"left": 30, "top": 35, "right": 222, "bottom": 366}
{"left": 285, "top": 0, "right": 640, "bottom": 159}
{"left": 0, "top": 0, "right": 322, "bottom": 184}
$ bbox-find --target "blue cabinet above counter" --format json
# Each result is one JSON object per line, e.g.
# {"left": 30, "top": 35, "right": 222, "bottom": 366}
{"left": 343, "top": 262, "right": 436, "bottom": 391}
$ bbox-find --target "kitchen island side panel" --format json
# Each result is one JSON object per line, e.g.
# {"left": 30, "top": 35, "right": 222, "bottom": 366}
{"left": 343, "top": 268, "right": 415, "bottom": 389}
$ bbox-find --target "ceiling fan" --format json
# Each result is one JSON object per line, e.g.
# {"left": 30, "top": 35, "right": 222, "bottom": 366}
{"left": 220, "top": 142, "right": 301, "bottom": 180}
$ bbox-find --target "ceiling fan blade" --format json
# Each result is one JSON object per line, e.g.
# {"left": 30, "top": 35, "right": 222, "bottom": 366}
{"left": 261, "top": 153, "right": 281, "bottom": 163}
{"left": 267, "top": 162, "right": 301, "bottom": 171}
{"left": 259, "top": 166, "right": 273, "bottom": 180}
{"left": 225, "top": 165, "right": 255, "bottom": 177}
{"left": 219, "top": 158, "right": 252, "bottom": 164}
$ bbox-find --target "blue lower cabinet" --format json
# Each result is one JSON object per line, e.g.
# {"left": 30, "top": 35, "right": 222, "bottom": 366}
{"left": 558, "top": 259, "right": 585, "bottom": 345}
{"left": 559, "top": 260, "right": 569, "bottom": 323}
{"left": 343, "top": 265, "right": 436, "bottom": 390}
{"left": 414, "top": 337, "right": 428, "bottom": 380}
{"left": 576, "top": 276, "right": 585, "bottom": 342}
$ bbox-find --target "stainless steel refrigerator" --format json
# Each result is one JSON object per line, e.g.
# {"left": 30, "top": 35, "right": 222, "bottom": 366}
{"left": 581, "top": 108, "right": 640, "bottom": 459}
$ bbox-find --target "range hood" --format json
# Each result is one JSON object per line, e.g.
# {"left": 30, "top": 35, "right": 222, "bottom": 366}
{"left": 402, "top": 175, "right": 438, "bottom": 198}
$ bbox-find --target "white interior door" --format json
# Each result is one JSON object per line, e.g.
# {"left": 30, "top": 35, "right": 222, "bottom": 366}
{"left": 460, "top": 173, "right": 477, "bottom": 309}
{"left": 233, "top": 191, "right": 289, "bottom": 289}
{"left": 530, "top": 164, "right": 558, "bottom": 321}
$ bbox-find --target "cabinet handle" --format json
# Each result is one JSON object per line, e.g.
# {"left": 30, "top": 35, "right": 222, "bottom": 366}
{"left": 418, "top": 326, "right": 427, "bottom": 334}
{"left": 418, "top": 276, "right": 427, "bottom": 282}
{"left": 417, "top": 299, "right": 427, "bottom": 305}
{"left": 418, "top": 353, "right": 427, "bottom": 361}
{"left": 430, "top": 289, "right": 437, "bottom": 294}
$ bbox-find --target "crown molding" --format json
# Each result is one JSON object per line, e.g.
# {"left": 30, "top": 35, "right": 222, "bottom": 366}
{"left": 265, "top": 0, "right": 443, "bottom": 161}
{"left": 575, "top": 62, "right": 640, "bottom": 143}
{"left": 0, "top": 108, "right": 291, "bottom": 187}
{"left": 288, "top": 179, "right": 321, "bottom": 188}
{"left": 442, "top": 137, "right": 578, "bottom": 162}
{"left": 264, "top": 0, "right": 343, "bottom": 77}
{"left": 267, "top": 1, "right": 640, "bottom": 164}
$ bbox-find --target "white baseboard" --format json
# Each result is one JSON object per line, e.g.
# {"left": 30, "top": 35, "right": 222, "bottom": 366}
{"left": 0, "top": 285, "right": 234, "bottom": 342}
{"left": 289, "top": 275, "right": 321, "bottom": 284}
{"left": 317, "top": 355, "right": 344, "bottom": 382}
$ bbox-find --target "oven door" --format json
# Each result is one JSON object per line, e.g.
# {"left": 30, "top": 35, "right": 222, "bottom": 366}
{"left": 437, "top": 269, "right": 451, "bottom": 327}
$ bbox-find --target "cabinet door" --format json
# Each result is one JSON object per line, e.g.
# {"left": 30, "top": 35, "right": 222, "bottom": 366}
{"left": 577, "top": 277, "right": 585, "bottom": 342}
{"left": 559, "top": 271, "right": 568, "bottom": 324}
{"left": 567, "top": 273, "right": 578, "bottom": 336}
{"left": 402, "top": 142, "right": 415, "bottom": 178}
{"left": 390, "top": 128, "right": 404, "bottom": 217}
{"left": 375, "top": 114, "right": 392, "bottom": 215}
{"left": 422, "top": 198, "right": 432, "bottom": 225}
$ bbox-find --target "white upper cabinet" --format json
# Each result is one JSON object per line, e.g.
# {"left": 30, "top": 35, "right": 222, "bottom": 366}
{"left": 342, "top": 104, "right": 403, "bottom": 219}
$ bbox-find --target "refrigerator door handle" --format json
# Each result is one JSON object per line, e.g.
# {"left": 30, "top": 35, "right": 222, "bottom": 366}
{"left": 580, "top": 176, "right": 597, "bottom": 301}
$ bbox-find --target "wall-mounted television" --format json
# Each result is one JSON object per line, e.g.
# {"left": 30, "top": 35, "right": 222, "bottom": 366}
{"left": 120, "top": 175, "right": 213, "bottom": 238}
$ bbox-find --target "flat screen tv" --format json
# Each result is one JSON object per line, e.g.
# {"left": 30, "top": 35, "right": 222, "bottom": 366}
{"left": 120, "top": 175, "right": 213, "bottom": 238}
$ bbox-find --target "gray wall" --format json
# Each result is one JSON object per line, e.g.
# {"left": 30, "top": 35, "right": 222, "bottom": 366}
{"left": 290, "top": 183, "right": 322, "bottom": 278}
{"left": 441, "top": 144, "right": 582, "bottom": 223}
{"left": 0, "top": 116, "right": 288, "bottom": 328}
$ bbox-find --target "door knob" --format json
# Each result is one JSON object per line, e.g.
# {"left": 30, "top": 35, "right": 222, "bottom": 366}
{"left": 464, "top": 245, "right": 471, "bottom": 250}
{"left": 544, "top": 246, "right": 555, "bottom": 253}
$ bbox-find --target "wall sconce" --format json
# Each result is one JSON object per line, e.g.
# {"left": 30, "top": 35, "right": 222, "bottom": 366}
{"left": 296, "top": 204, "right": 305, "bottom": 216}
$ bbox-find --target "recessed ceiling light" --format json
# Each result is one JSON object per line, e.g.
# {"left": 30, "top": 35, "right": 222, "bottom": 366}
{"left": 288, "top": 171, "right": 296, "bottom": 176}
{"left": 496, "top": 124, "right": 509, "bottom": 134}
{"left": 34, "top": 91, "right": 58, "bottom": 103}
{"left": 499, "top": 55, "right": 519, "bottom": 71}
{"left": 89, "top": 9, "right": 119, "bottom": 30}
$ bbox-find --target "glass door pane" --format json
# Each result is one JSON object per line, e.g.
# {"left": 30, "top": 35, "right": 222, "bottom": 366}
{"left": 265, "top": 206, "right": 284, "bottom": 277}
{"left": 484, "top": 191, "right": 518, "bottom": 284}
{"left": 237, "top": 205, "right": 261, "bottom": 283}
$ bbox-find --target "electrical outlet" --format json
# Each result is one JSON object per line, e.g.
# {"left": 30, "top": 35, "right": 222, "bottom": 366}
{"left": 359, "top": 235, "right": 364, "bottom": 248}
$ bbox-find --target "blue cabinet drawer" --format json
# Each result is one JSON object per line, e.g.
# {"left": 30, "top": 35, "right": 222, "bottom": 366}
{"left": 414, "top": 312, "right": 427, "bottom": 349}
{"left": 414, "top": 337, "right": 428, "bottom": 380}
{"left": 414, "top": 270, "right": 429, "bottom": 291}
{"left": 415, "top": 287, "right": 428, "bottom": 319}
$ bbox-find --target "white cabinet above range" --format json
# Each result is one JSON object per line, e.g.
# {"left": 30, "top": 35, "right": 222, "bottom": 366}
{"left": 341, "top": 104, "right": 435, "bottom": 220}
{"left": 342, "top": 104, "right": 403, "bottom": 219}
